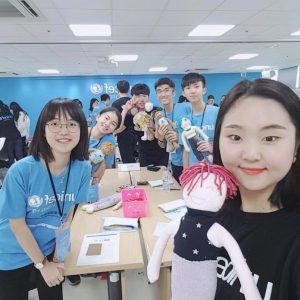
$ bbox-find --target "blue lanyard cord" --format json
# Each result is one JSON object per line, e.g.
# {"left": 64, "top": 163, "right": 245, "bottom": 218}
{"left": 88, "top": 126, "right": 103, "bottom": 148}
{"left": 46, "top": 161, "right": 71, "bottom": 222}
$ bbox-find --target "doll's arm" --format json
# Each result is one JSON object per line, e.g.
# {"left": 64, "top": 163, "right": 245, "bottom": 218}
{"left": 207, "top": 223, "right": 262, "bottom": 300}
{"left": 181, "top": 132, "right": 190, "bottom": 152}
{"left": 147, "top": 219, "right": 180, "bottom": 283}
{"left": 194, "top": 126, "right": 209, "bottom": 141}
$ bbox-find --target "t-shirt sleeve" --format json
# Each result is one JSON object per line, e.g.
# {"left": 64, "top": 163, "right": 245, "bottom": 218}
{"left": 0, "top": 164, "right": 27, "bottom": 219}
{"left": 74, "top": 161, "right": 91, "bottom": 204}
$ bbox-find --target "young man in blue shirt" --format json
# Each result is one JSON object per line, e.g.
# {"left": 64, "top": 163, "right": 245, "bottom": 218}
{"left": 155, "top": 77, "right": 191, "bottom": 182}
{"left": 181, "top": 73, "right": 219, "bottom": 167}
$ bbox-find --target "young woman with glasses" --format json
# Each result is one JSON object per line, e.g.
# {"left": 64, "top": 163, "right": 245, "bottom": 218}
{"left": 0, "top": 98, "right": 90, "bottom": 300}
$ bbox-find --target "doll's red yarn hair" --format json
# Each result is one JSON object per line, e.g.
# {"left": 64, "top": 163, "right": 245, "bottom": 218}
{"left": 179, "top": 162, "right": 238, "bottom": 198}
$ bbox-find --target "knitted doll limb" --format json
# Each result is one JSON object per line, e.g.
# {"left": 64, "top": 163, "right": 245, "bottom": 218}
{"left": 207, "top": 223, "right": 262, "bottom": 300}
{"left": 147, "top": 219, "right": 180, "bottom": 283}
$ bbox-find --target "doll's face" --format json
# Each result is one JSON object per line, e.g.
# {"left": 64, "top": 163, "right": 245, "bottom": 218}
{"left": 183, "top": 172, "right": 226, "bottom": 212}
{"left": 181, "top": 117, "right": 191, "bottom": 130}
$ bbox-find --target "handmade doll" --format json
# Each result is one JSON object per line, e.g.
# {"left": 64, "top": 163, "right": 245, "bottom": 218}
{"left": 153, "top": 110, "right": 179, "bottom": 153}
{"left": 133, "top": 111, "right": 155, "bottom": 141}
{"left": 147, "top": 162, "right": 261, "bottom": 300}
{"left": 88, "top": 141, "right": 115, "bottom": 175}
{"left": 180, "top": 116, "right": 212, "bottom": 163}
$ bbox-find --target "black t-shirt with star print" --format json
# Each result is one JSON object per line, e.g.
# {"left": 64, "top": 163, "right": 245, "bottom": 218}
{"left": 174, "top": 208, "right": 219, "bottom": 261}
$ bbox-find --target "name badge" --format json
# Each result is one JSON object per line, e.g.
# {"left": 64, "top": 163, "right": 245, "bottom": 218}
{"left": 55, "top": 222, "right": 71, "bottom": 262}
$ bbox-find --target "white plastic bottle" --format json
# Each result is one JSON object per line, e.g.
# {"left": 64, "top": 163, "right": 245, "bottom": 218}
{"left": 162, "top": 166, "right": 170, "bottom": 192}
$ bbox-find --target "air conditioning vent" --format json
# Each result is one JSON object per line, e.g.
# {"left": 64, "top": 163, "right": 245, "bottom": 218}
{"left": 6, "top": 0, "right": 45, "bottom": 19}
{"left": 185, "top": 68, "right": 209, "bottom": 73}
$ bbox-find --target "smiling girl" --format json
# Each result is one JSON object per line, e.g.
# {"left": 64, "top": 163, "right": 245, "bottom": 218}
{"left": 0, "top": 98, "right": 90, "bottom": 300}
{"left": 213, "top": 79, "right": 300, "bottom": 299}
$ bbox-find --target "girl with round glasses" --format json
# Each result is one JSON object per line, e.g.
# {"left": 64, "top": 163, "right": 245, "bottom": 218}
{"left": 0, "top": 98, "right": 90, "bottom": 300}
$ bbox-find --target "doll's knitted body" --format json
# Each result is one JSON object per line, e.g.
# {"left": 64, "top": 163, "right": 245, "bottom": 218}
{"left": 172, "top": 209, "right": 219, "bottom": 300}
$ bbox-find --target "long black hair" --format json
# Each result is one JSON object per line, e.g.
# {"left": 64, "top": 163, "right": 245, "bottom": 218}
{"left": 9, "top": 101, "right": 27, "bottom": 122}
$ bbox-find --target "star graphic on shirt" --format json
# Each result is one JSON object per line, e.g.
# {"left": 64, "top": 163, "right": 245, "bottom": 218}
{"left": 193, "top": 249, "right": 199, "bottom": 255}
{"left": 196, "top": 223, "right": 202, "bottom": 228}
{"left": 182, "top": 233, "right": 187, "bottom": 238}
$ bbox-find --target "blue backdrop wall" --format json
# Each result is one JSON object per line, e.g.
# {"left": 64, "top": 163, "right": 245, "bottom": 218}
{"left": 0, "top": 72, "right": 260, "bottom": 136}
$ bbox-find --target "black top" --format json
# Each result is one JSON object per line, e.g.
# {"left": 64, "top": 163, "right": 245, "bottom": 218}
{"left": 174, "top": 208, "right": 219, "bottom": 261}
{"left": 134, "top": 106, "right": 168, "bottom": 163}
{"left": 112, "top": 96, "right": 134, "bottom": 135}
{"left": 0, "top": 106, "right": 21, "bottom": 141}
{"left": 215, "top": 199, "right": 300, "bottom": 300}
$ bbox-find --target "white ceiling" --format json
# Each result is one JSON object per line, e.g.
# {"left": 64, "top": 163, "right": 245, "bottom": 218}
{"left": 0, "top": 0, "right": 300, "bottom": 76}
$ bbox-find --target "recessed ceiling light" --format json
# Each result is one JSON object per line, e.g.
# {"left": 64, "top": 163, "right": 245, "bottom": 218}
{"left": 188, "top": 25, "right": 235, "bottom": 37}
{"left": 38, "top": 69, "right": 60, "bottom": 74}
{"left": 149, "top": 67, "right": 168, "bottom": 72}
{"left": 69, "top": 24, "right": 111, "bottom": 36}
{"left": 229, "top": 53, "right": 258, "bottom": 60}
{"left": 109, "top": 55, "right": 138, "bottom": 62}
{"left": 290, "top": 30, "right": 300, "bottom": 36}
{"left": 246, "top": 66, "right": 270, "bottom": 70}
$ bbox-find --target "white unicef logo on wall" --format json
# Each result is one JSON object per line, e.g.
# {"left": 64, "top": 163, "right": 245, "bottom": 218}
{"left": 28, "top": 195, "right": 43, "bottom": 208}
{"left": 90, "top": 83, "right": 103, "bottom": 94}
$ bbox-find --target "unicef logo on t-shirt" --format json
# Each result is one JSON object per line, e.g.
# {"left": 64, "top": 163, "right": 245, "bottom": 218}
{"left": 90, "top": 83, "right": 103, "bottom": 94}
{"left": 28, "top": 195, "right": 43, "bottom": 208}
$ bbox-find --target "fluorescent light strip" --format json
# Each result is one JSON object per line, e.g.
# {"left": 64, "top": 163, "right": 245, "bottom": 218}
{"left": 246, "top": 66, "right": 270, "bottom": 70}
{"left": 69, "top": 24, "right": 111, "bottom": 36}
{"left": 149, "top": 67, "right": 168, "bottom": 72}
{"left": 291, "top": 30, "right": 300, "bottom": 36}
{"left": 229, "top": 53, "right": 258, "bottom": 60}
{"left": 188, "top": 25, "right": 235, "bottom": 37}
{"left": 38, "top": 69, "right": 60, "bottom": 74}
{"left": 109, "top": 55, "right": 138, "bottom": 62}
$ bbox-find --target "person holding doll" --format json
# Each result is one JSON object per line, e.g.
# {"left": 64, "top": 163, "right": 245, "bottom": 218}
{"left": 214, "top": 78, "right": 300, "bottom": 299}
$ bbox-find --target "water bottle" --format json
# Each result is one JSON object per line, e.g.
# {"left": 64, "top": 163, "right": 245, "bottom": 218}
{"left": 162, "top": 166, "right": 170, "bottom": 191}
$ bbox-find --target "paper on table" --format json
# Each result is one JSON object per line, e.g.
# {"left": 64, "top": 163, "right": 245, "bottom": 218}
{"left": 76, "top": 232, "right": 119, "bottom": 266}
{"left": 164, "top": 207, "right": 187, "bottom": 220}
{"left": 153, "top": 222, "right": 169, "bottom": 237}
{"left": 103, "top": 217, "right": 139, "bottom": 232}
{"left": 118, "top": 163, "right": 140, "bottom": 172}
{"left": 158, "top": 199, "right": 186, "bottom": 213}
{"left": 148, "top": 179, "right": 174, "bottom": 188}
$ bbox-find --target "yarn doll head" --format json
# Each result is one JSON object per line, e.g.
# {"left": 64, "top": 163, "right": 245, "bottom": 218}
{"left": 179, "top": 162, "right": 238, "bottom": 212}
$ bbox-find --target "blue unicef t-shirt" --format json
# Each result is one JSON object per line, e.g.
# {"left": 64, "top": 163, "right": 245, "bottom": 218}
{"left": 89, "top": 133, "right": 116, "bottom": 167}
{"left": 187, "top": 105, "right": 219, "bottom": 165}
{"left": 0, "top": 156, "right": 91, "bottom": 270}
{"left": 89, "top": 102, "right": 106, "bottom": 127}
{"left": 164, "top": 102, "right": 192, "bottom": 167}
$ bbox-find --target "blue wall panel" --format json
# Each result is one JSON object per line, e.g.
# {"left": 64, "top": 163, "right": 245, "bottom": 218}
{"left": 0, "top": 72, "right": 260, "bottom": 136}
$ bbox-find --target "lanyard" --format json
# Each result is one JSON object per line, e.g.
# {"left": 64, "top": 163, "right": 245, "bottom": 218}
{"left": 88, "top": 126, "right": 103, "bottom": 148}
{"left": 46, "top": 161, "right": 71, "bottom": 223}
{"left": 192, "top": 105, "right": 207, "bottom": 128}
{"left": 163, "top": 103, "right": 176, "bottom": 122}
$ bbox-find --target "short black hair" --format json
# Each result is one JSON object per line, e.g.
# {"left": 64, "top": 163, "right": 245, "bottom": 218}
{"left": 73, "top": 98, "right": 83, "bottom": 108}
{"left": 29, "top": 98, "right": 89, "bottom": 162}
{"left": 181, "top": 73, "right": 206, "bottom": 89}
{"left": 207, "top": 95, "right": 215, "bottom": 100}
{"left": 117, "top": 80, "right": 130, "bottom": 93}
{"left": 213, "top": 78, "right": 300, "bottom": 210}
{"left": 101, "top": 94, "right": 110, "bottom": 102}
{"left": 98, "top": 107, "right": 122, "bottom": 130}
{"left": 154, "top": 77, "right": 175, "bottom": 90}
{"left": 131, "top": 83, "right": 150, "bottom": 96}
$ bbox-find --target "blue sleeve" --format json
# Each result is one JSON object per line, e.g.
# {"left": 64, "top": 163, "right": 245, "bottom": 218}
{"left": 74, "top": 161, "right": 91, "bottom": 204}
{"left": 0, "top": 163, "right": 27, "bottom": 219}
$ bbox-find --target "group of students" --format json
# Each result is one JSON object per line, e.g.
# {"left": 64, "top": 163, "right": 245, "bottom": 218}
{"left": 0, "top": 74, "right": 299, "bottom": 300}
{"left": 0, "top": 101, "right": 30, "bottom": 168}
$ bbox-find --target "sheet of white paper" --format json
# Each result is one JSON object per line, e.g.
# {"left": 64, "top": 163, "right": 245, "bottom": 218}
{"left": 118, "top": 163, "right": 140, "bottom": 172}
{"left": 164, "top": 207, "right": 187, "bottom": 220}
{"left": 153, "top": 222, "right": 169, "bottom": 237}
{"left": 158, "top": 199, "right": 186, "bottom": 212}
{"left": 76, "top": 232, "right": 119, "bottom": 266}
{"left": 102, "top": 217, "right": 138, "bottom": 232}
